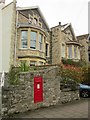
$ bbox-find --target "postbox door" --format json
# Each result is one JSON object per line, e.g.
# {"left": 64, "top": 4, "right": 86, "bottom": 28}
{"left": 34, "top": 76, "right": 43, "bottom": 103}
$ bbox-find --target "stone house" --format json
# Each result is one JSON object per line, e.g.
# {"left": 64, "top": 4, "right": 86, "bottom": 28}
{"left": 51, "top": 23, "right": 81, "bottom": 64}
{"left": 16, "top": 6, "right": 50, "bottom": 66}
{"left": 0, "top": 0, "right": 50, "bottom": 72}
{"left": 0, "top": 0, "right": 89, "bottom": 72}
{"left": 77, "top": 34, "right": 90, "bottom": 63}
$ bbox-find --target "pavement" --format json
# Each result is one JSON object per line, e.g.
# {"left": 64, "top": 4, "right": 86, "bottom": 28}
{"left": 7, "top": 98, "right": 89, "bottom": 119}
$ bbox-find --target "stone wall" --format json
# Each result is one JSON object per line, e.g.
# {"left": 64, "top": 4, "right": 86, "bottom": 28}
{"left": 60, "top": 91, "right": 79, "bottom": 104}
{"left": 77, "top": 35, "right": 89, "bottom": 63}
{"left": 2, "top": 66, "right": 80, "bottom": 117}
{"left": 2, "top": 66, "right": 61, "bottom": 116}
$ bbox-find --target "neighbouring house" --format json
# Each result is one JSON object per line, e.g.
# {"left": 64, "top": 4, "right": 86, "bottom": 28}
{"left": 0, "top": 0, "right": 16, "bottom": 72}
{"left": 51, "top": 23, "right": 81, "bottom": 64}
{"left": 77, "top": 34, "right": 90, "bottom": 63}
{"left": 0, "top": 0, "right": 89, "bottom": 72}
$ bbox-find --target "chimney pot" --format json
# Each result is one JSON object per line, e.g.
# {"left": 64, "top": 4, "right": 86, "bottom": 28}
{"left": 59, "top": 22, "right": 61, "bottom": 25}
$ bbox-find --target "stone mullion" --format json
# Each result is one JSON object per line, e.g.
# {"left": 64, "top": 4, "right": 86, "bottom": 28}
{"left": 48, "top": 43, "right": 50, "bottom": 57}
{"left": 28, "top": 28, "right": 30, "bottom": 49}
{"left": 19, "top": 30, "right": 21, "bottom": 49}
{"left": 36, "top": 31, "right": 39, "bottom": 50}
{"left": 42, "top": 35, "right": 44, "bottom": 52}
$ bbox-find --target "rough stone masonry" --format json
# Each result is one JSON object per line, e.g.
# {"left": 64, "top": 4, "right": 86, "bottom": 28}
{"left": 2, "top": 66, "right": 80, "bottom": 117}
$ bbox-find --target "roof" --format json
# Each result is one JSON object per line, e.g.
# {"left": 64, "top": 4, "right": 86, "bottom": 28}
{"left": 77, "top": 34, "right": 89, "bottom": 40}
{"left": 16, "top": 6, "right": 50, "bottom": 30}
{"left": 61, "top": 23, "right": 71, "bottom": 31}
{"left": 61, "top": 23, "right": 77, "bottom": 41}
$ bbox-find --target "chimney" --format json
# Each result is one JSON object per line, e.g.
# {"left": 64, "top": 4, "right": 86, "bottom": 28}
{"left": 59, "top": 22, "right": 61, "bottom": 25}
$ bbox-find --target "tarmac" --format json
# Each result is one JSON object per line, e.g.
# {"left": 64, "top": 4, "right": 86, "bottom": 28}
{"left": 7, "top": 98, "right": 89, "bottom": 119}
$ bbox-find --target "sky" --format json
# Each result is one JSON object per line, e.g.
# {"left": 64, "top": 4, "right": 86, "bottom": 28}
{"left": 5, "top": 0, "right": 89, "bottom": 36}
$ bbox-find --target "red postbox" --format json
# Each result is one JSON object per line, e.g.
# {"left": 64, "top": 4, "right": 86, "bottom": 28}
{"left": 34, "top": 76, "right": 43, "bottom": 103}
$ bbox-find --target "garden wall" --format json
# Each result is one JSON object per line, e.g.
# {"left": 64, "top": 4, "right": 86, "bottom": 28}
{"left": 2, "top": 66, "right": 80, "bottom": 117}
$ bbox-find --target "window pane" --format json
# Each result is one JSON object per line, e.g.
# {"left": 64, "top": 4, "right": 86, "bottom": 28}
{"left": 46, "top": 43, "right": 48, "bottom": 56}
{"left": 21, "top": 31, "right": 28, "bottom": 48}
{"left": 30, "top": 31, "right": 37, "bottom": 49}
{"left": 89, "top": 53, "right": 90, "bottom": 61}
{"left": 39, "top": 34, "right": 42, "bottom": 50}
{"left": 68, "top": 45, "right": 72, "bottom": 59}
{"left": 74, "top": 46, "right": 77, "bottom": 58}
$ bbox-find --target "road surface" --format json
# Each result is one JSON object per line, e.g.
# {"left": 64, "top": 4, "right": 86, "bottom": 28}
{"left": 8, "top": 99, "right": 89, "bottom": 119}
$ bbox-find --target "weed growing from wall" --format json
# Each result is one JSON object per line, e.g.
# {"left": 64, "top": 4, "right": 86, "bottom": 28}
{"left": 8, "top": 65, "right": 20, "bottom": 85}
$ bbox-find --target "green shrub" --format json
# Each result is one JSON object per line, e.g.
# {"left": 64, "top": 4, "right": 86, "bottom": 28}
{"left": 61, "top": 58, "right": 86, "bottom": 67}
{"left": 20, "top": 61, "right": 30, "bottom": 72}
{"left": 8, "top": 65, "right": 20, "bottom": 85}
{"left": 81, "top": 65, "right": 90, "bottom": 85}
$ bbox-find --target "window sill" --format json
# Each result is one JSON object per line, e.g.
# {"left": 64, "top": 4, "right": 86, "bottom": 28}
{"left": 19, "top": 48, "right": 44, "bottom": 53}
